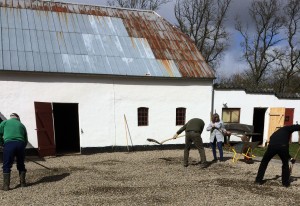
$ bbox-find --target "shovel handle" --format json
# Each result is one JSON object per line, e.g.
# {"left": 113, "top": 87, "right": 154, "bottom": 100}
{"left": 160, "top": 134, "right": 185, "bottom": 144}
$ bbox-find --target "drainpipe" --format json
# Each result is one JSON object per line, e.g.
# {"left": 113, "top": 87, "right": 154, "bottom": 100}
{"left": 211, "top": 80, "right": 215, "bottom": 120}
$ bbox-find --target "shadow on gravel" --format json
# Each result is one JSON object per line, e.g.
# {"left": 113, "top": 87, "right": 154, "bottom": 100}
{"left": 27, "top": 172, "right": 70, "bottom": 187}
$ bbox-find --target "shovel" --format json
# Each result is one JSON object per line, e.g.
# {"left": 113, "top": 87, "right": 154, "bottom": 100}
{"left": 147, "top": 134, "right": 185, "bottom": 145}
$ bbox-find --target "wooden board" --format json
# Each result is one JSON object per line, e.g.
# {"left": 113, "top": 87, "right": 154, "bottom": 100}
{"left": 267, "top": 107, "right": 285, "bottom": 144}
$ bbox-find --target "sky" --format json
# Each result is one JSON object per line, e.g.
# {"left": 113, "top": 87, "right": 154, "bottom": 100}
{"left": 59, "top": 0, "right": 253, "bottom": 76}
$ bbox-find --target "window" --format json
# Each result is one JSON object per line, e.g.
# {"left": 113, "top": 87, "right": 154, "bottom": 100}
{"left": 176, "top": 107, "right": 186, "bottom": 125}
{"left": 222, "top": 108, "right": 240, "bottom": 123}
{"left": 138, "top": 107, "right": 148, "bottom": 126}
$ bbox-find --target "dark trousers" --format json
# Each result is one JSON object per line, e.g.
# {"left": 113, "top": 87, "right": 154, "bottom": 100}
{"left": 255, "top": 145, "right": 290, "bottom": 186}
{"left": 184, "top": 131, "right": 206, "bottom": 165}
{"left": 211, "top": 140, "right": 223, "bottom": 160}
{"left": 3, "top": 141, "right": 27, "bottom": 173}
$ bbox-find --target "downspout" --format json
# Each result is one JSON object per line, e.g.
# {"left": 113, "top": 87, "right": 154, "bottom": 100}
{"left": 211, "top": 80, "right": 215, "bottom": 120}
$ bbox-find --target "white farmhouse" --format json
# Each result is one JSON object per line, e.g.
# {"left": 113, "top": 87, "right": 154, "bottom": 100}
{"left": 0, "top": 0, "right": 215, "bottom": 156}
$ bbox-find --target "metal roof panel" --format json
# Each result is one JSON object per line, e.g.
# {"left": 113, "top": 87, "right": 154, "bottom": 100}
{"left": 43, "top": 31, "right": 53, "bottom": 53}
{"left": 3, "top": 51, "right": 11, "bottom": 70}
{"left": 69, "top": 33, "right": 80, "bottom": 55}
{"left": 33, "top": 10, "right": 43, "bottom": 31}
{"left": 14, "top": 9, "right": 22, "bottom": 29}
{"left": 9, "top": 28, "right": 17, "bottom": 51}
{"left": 61, "top": 54, "right": 71, "bottom": 72}
{"left": 36, "top": 30, "right": 46, "bottom": 53}
{"left": 18, "top": 51, "right": 27, "bottom": 71}
{"left": 0, "top": 51, "right": 3, "bottom": 70}
{"left": 2, "top": 28, "right": 9, "bottom": 51}
{"left": 33, "top": 52, "right": 42, "bottom": 72}
{"left": 40, "top": 52, "right": 50, "bottom": 72}
{"left": 63, "top": 32, "right": 74, "bottom": 54}
{"left": 16, "top": 29, "right": 25, "bottom": 51}
{"left": 57, "top": 32, "right": 67, "bottom": 53}
{"left": 47, "top": 53, "right": 57, "bottom": 72}
{"left": 50, "top": 31, "right": 60, "bottom": 53}
{"left": 20, "top": 9, "right": 29, "bottom": 29}
{"left": 7, "top": 8, "right": 15, "bottom": 29}
{"left": 30, "top": 30, "right": 39, "bottom": 52}
{"left": 10, "top": 51, "right": 19, "bottom": 70}
{"left": 0, "top": 3, "right": 214, "bottom": 78}
{"left": 25, "top": 52, "right": 34, "bottom": 71}
{"left": 52, "top": 12, "right": 62, "bottom": 32}
{"left": 54, "top": 53, "right": 64, "bottom": 72}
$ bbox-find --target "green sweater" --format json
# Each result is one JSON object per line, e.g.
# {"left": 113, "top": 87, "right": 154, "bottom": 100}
{"left": 0, "top": 118, "right": 28, "bottom": 145}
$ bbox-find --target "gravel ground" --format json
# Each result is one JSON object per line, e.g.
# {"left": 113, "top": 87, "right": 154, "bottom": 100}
{"left": 0, "top": 148, "right": 300, "bottom": 206}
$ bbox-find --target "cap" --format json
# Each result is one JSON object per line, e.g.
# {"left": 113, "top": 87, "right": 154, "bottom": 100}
{"left": 10, "top": 113, "right": 20, "bottom": 119}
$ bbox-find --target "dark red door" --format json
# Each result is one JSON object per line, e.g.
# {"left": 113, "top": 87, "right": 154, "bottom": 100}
{"left": 34, "top": 102, "right": 56, "bottom": 157}
{"left": 284, "top": 108, "right": 294, "bottom": 126}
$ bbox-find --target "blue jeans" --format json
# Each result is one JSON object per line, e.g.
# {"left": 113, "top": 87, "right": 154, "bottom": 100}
{"left": 2, "top": 141, "right": 27, "bottom": 173}
{"left": 211, "top": 141, "right": 223, "bottom": 160}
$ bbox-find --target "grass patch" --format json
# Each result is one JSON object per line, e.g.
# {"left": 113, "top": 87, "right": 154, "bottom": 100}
{"left": 225, "top": 143, "right": 300, "bottom": 160}
{"left": 253, "top": 143, "right": 300, "bottom": 159}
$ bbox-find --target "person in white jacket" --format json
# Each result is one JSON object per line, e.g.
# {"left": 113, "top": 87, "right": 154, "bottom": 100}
{"left": 206, "top": 113, "right": 225, "bottom": 162}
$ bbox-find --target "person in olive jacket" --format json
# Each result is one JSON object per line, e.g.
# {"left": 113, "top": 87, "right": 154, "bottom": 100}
{"left": 255, "top": 124, "right": 300, "bottom": 187}
{"left": 173, "top": 118, "right": 208, "bottom": 168}
{"left": 0, "top": 113, "right": 28, "bottom": 191}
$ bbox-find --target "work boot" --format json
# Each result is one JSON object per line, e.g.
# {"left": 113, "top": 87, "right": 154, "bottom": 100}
{"left": 3, "top": 173, "right": 10, "bottom": 191}
{"left": 19, "top": 171, "right": 26, "bottom": 187}
{"left": 200, "top": 161, "right": 209, "bottom": 169}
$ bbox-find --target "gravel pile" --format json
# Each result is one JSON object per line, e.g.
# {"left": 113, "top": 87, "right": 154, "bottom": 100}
{"left": 0, "top": 148, "right": 299, "bottom": 205}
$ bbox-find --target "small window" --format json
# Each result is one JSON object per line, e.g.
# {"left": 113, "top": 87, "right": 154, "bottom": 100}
{"left": 176, "top": 107, "right": 186, "bottom": 125}
{"left": 138, "top": 107, "right": 148, "bottom": 126}
{"left": 222, "top": 108, "right": 240, "bottom": 123}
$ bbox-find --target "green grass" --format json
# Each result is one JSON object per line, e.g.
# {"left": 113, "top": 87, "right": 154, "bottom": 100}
{"left": 224, "top": 143, "right": 300, "bottom": 160}
{"left": 253, "top": 143, "right": 300, "bottom": 159}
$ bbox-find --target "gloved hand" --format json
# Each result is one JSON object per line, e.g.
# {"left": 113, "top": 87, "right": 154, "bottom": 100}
{"left": 290, "top": 158, "right": 296, "bottom": 164}
{"left": 173, "top": 134, "right": 179, "bottom": 139}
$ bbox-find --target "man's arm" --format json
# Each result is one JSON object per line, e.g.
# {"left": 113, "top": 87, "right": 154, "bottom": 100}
{"left": 173, "top": 123, "right": 187, "bottom": 139}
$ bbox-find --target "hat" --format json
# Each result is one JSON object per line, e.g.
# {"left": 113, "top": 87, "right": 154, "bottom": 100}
{"left": 10, "top": 113, "right": 20, "bottom": 119}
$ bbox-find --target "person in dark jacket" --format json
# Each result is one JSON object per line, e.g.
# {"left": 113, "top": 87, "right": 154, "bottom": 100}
{"left": 173, "top": 118, "right": 208, "bottom": 168}
{"left": 0, "top": 113, "right": 28, "bottom": 191}
{"left": 255, "top": 124, "right": 300, "bottom": 187}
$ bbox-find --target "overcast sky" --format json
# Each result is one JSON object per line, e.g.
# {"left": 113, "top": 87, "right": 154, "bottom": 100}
{"left": 59, "top": 0, "right": 253, "bottom": 76}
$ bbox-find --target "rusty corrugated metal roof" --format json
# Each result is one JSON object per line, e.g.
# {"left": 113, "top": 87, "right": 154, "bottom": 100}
{"left": 0, "top": 0, "right": 215, "bottom": 78}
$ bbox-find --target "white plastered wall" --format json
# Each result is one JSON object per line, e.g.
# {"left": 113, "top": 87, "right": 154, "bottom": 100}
{"left": 214, "top": 89, "right": 300, "bottom": 145}
{"left": 0, "top": 73, "right": 214, "bottom": 149}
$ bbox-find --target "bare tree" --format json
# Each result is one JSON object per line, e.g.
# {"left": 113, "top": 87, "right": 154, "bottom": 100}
{"left": 274, "top": 0, "right": 300, "bottom": 93}
{"left": 235, "top": 0, "right": 285, "bottom": 88}
{"left": 107, "top": 0, "right": 170, "bottom": 11}
{"left": 174, "top": 0, "right": 232, "bottom": 69}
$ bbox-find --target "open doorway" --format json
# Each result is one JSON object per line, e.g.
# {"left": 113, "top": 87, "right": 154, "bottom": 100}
{"left": 52, "top": 103, "right": 80, "bottom": 154}
{"left": 252, "top": 108, "right": 267, "bottom": 145}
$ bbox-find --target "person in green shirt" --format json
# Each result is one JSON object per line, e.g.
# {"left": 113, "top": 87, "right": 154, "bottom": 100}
{"left": 0, "top": 113, "right": 28, "bottom": 191}
{"left": 173, "top": 118, "right": 208, "bottom": 168}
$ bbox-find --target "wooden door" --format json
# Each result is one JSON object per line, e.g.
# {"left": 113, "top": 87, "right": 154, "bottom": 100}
{"left": 284, "top": 108, "right": 294, "bottom": 126}
{"left": 34, "top": 102, "right": 56, "bottom": 157}
{"left": 267, "top": 107, "right": 285, "bottom": 144}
